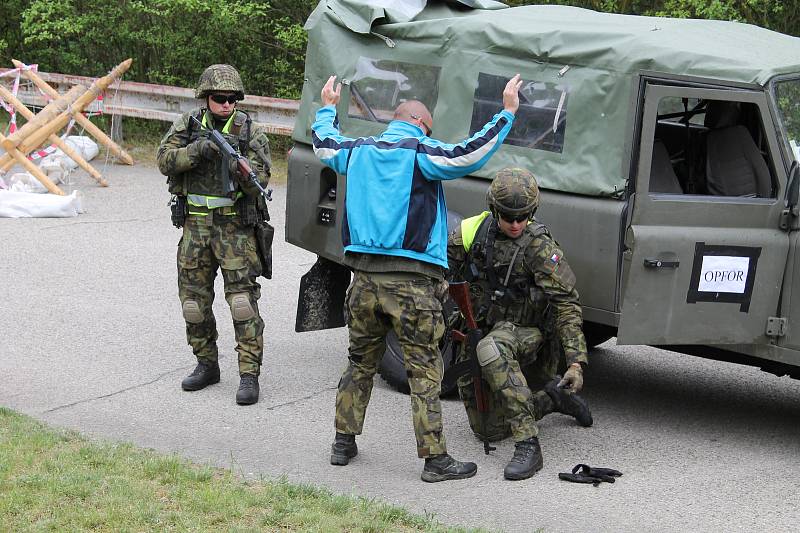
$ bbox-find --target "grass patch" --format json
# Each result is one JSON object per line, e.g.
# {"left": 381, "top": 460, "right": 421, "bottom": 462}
{"left": 0, "top": 407, "right": 484, "bottom": 532}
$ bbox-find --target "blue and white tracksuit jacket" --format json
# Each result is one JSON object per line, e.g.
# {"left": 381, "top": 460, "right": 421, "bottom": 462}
{"left": 312, "top": 105, "right": 514, "bottom": 269}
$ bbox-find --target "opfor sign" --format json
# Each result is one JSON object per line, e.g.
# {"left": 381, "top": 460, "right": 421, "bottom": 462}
{"left": 698, "top": 256, "right": 749, "bottom": 293}
{"left": 687, "top": 244, "right": 760, "bottom": 312}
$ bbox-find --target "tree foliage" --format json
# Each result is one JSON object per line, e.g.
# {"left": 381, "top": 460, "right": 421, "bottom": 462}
{"left": 506, "top": 1, "right": 800, "bottom": 36}
{"left": 5, "top": 0, "right": 314, "bottom": 98}
{"left": 3, "top": 0, "right": 800, "bottom": 100}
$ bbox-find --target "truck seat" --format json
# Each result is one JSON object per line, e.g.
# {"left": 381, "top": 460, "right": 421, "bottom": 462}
{"left": 704, "top": 101, "right": 772, "bottom": 197}
{"left": 650, "top": 140, "right": 683, "bottom": 193}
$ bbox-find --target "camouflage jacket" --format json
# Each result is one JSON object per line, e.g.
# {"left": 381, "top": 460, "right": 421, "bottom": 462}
{"left": 156, "top": 108, "right": 271, "bottom": 200}
{"left": 448, "top": 211, "right": 588, "bottom": 366}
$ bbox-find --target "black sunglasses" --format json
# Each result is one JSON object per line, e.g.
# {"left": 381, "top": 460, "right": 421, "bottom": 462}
{"left": 500, "top": 213, "right": 530, "bottom": 224}
{"left": 209, "top": 94, "right": 239, "bottom": 104}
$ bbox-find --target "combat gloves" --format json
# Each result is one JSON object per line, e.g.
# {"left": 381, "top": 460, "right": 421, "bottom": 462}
{"left": 229, "top": 155, "right": 245, "bottom": 178}
{"left": 557, "top": 363, "right": 584, "bottom": 392}
{"left": 558, "top": 464, "right": 622, "bottom": 486}
{"left": 187, "top": 138, "right": 219, "bottom": 162}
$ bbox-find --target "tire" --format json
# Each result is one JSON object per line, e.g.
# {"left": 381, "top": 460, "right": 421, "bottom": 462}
{"left": 378, "top": 307, "right": 458, "bottom": 397}
{"left": 583, "top": 321, "right": 615, "bottom": 348}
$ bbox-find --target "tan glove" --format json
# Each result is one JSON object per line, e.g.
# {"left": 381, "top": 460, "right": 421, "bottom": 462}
{"left": 557, "top": 363, "right": 584, "bottom": 393}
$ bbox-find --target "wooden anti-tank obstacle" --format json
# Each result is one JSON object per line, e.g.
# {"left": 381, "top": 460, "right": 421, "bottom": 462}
{"left": 1, "top": 58, "right": 133, "bottom": 195}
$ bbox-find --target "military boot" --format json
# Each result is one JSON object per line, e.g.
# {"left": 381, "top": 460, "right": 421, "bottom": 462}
{"left": 421, "top": 454, "right": 477, "bottom": 483}
{"left": 504, "top": 437, "right": 543, "bottom": 480}
{"left": 181, "top": 360, "right": 220, "bottom": 391}
{"left": 236, "top": 374, "right": 260, "bottom": 405}
{"left": 545, "top": 377, "right": 593, "bottom": 427}
{"left": 330, "top": 433, "right": 358, "bottom": 466}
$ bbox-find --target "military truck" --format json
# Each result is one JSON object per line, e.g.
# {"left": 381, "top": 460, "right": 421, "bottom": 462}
{"left": 286, "top": 0, "right": 800, "bottom": 391}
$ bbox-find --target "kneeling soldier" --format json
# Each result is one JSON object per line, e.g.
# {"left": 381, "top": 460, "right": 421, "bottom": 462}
{"left": 447, "top": 168, "right": 592, "bottom": 480}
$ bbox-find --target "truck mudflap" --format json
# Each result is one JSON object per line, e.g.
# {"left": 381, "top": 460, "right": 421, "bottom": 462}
{"left": 295, "top": 256, "right": 351, "bottom": 332}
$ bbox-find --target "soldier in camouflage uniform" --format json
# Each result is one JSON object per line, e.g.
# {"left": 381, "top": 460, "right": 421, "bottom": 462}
{"left": 313, "top": 74, "right": 523, "bottom": 482}
{"left": 157, "top": 64, "right": 272, "bottom": 405}
{"left": 447, "top": 168, "right": 593, "bottom": 480}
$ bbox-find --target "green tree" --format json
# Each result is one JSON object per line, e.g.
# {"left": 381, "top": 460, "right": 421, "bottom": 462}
{"left": 506, "top": 0, "right": 800, "bottom": 36}
{"left": 10, "top": 0, "right": 316, "bottom": 98}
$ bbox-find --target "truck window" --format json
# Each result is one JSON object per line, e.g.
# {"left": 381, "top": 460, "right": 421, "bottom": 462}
{"left": 348, "top": 57, "right": 441, "bottom": 123}
{"left": 649, "top": 97, "right": 777, "bottom": 198}
{"left": 774, "top": 78, "right": 800, "bottom": 160}
{"left": 470, "top": 73, "right": 569, "bottom": 153}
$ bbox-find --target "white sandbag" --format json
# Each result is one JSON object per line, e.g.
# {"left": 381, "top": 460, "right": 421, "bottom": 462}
{"left": 8, "top": 172, "right": 49, "bottom": 193}
{"left": 41, "top": 135, "right": 100, "bottom": 171}
{"left": 0, "top": 190, "right": 83, "bottom": 217}
{"left": 66, "top": 135, "right": 100, "bottom": 161}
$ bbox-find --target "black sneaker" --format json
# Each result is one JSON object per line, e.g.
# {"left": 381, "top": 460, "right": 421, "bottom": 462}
{"left": 181, "top": 360, "right": 220, "bottom": 391}
{"left": 545, "top": 378, "right": 593, "bottom": 427}
{"left": 421, "top": 454, "right": 477, "bottom": 483}
{"left": 236, "top": 374, "right": 260, "bottom": 405}
{"left": 504, "top": 437, "right": 543, "bottom": 481}
{"left": 330, "top": 433, "right": 358, "bottom": 466}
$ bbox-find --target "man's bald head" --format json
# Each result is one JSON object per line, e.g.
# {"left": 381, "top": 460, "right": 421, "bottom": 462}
{"left": 394, "top": 100, "right": 432, "bottom": 135}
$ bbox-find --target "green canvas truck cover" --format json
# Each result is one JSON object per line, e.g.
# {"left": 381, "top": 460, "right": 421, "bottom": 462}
{"left": 295, "top": 0, "right": 800, "bottom": 197}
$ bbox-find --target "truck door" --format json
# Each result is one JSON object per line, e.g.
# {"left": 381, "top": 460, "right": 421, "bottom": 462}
{"left": 618, "top": 82, "right": 790, "bottom": 345}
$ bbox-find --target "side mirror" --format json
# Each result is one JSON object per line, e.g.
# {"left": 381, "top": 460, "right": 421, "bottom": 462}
{"left": 788, "top": 160, "right": 800, "bottom": 209}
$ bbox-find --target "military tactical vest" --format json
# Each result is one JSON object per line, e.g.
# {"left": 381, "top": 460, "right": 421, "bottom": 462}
{"left": 183, "top": 109, "right": 252, "bottom": 197}
{"left": 464, "top": 215, "right": 550, "bottom": 328}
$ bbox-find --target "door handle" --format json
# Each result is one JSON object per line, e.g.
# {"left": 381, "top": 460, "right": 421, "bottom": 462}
{"left": 644, "top": 258, "right": 679, "bottom": 268}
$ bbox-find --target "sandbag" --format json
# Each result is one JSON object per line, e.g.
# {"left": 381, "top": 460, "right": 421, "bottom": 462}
{"left": 0, "top": 190, "right": 83, "bottom": 217}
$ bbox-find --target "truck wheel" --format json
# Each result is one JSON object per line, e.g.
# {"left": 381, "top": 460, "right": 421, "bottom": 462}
{"left": 378, "top": 322, "right": 458, "bottom": 397}
{"left": 583, "top": 321, "right": 615, "bottom": 348}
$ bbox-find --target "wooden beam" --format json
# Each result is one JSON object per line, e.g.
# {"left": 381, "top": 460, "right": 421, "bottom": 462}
{"left": 1, "top": 84, "right": 85, "bottom": 153}
{"left": 0, "top": 132, "right": 65, "bottom": 195}
{"left": 12, "top": 59, "right": 135, "bottom": 165}
{"left": 0, "top": 85, "right": 107, "bottom": 186}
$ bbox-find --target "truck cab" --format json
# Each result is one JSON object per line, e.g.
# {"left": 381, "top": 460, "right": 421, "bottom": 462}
{"left": 287, "top": 0, "right": 800, "bottom": 379}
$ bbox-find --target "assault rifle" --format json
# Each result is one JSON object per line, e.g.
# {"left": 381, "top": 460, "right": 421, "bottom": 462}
{"left": 188, "top": 115, "right": 272, "bottom": 203}
{"left": 448, "top": 281, "right": 496, "bottom": 455}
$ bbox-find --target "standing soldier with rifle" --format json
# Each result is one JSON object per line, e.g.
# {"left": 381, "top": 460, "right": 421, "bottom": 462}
{"left": 157, "top": 64, "right": 273, "bottom": 405}
{"left": 447, "top": 168, "right": 593, "bottom": 480}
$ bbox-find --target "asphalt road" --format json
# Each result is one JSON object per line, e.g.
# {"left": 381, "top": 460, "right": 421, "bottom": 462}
{"left": 2, "top": 162, "right": 799, "bottom": 532}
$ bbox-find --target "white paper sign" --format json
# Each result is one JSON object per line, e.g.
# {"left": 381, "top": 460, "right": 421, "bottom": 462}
{"left": 698, "top": 256, "right": 750, "bottom": 293}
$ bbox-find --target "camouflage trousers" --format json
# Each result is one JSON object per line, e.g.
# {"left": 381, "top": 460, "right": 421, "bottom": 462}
{"left": 458, "top": 321, "right": 558, "bottom": 442}
{"left": 336, "top": 270, "right": 447, "bottom": 458}
{"left": 177, "top": 213, "right": 264, "bottom": 376}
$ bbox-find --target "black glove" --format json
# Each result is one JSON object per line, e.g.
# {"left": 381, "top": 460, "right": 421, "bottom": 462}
{"left": 558, "top": 464, "right": 622, "bottom": 486}
{"left": 187, "top": 138, "right": 219, "bottom": 161}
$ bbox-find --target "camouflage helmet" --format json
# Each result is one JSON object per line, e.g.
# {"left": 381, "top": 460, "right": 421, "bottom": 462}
{"left": 486, "top": 167, "right": 540, "bottom": 218}
{"left": 195, "top": 64, "right": 245, "bottom": 99}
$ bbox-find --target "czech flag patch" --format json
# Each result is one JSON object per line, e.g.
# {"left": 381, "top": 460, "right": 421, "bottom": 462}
{"left": 550, "top": 253, "right": 561, "bottom": 263}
